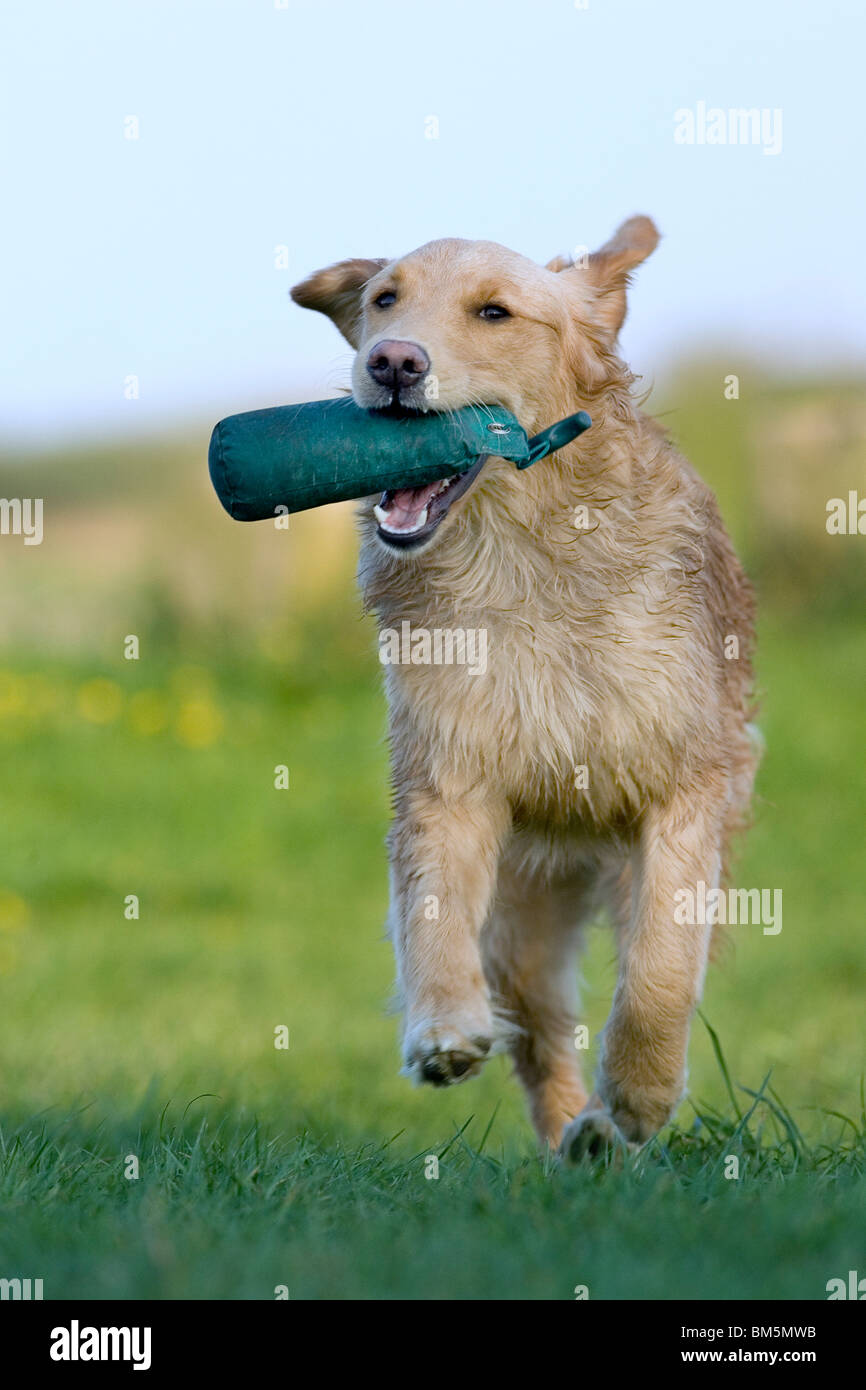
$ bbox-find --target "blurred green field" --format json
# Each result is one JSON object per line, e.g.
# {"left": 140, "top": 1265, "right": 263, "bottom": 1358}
{"left": 0, "top": 367, "right": 864, "bottom": 1299}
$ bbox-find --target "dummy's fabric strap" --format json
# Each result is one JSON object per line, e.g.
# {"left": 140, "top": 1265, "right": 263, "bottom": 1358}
{"left": 520, "top": 410, "right": 592, "bottom": 469}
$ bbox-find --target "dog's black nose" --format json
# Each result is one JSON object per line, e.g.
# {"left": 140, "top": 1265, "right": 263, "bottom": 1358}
{"left": 366, "top": 340, "right": 430, "bottom": 391}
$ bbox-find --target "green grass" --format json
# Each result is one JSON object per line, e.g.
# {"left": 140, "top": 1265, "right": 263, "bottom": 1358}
{"left": 0, "top": 1084, "right": 864, "bottom": 1301}
{"left": 0, "top": 603, "right": 864, "bottom": 1299}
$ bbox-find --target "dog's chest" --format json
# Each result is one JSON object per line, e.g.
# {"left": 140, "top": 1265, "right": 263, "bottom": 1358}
{"left": 381, "top": 594, "right": 698, "bottom": 823}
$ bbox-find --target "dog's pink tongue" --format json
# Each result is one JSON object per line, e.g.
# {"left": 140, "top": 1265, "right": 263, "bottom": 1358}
{"left": 386, "top": 481, "right": 440, "bottom": 530}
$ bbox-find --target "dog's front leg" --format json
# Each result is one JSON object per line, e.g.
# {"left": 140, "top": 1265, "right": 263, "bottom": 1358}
{"left": 388, "top": 782, "right": 510, "bottom": 1087}
{"left": 562, "top": 778, "right": 724, "bottom": 1157}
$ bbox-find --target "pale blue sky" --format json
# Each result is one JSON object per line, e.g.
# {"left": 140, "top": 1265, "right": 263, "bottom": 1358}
{"left": 2, "top": 0, "right": 863, "bottom": 445}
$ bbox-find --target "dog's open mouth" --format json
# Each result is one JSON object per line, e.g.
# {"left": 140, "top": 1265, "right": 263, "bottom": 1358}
{"left": 372, "top": 454, "right": 487, "bottom": 549}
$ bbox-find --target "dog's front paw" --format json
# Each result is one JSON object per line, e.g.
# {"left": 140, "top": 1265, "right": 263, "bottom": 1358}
{"left": 559, "top": 1107, "right": 636, "bottom": 1164}
{"left": 598, "top": 1071, "right": 683, "bottom": 1145}
{"left": 402, "top": 1020, "right": 493, "bottom": 1087}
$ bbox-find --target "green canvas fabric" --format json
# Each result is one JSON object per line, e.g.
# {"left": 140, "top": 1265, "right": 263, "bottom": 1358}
{"left": 209, "top": 397, "right": 531, "bottom": 522}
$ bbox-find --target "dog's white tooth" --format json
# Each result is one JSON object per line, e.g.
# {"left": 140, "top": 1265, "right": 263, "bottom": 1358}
{"left": 377, "top": 504, "right": 429, "bottom": 536}
{"left": 373, "top": 503, "right": 390, "bottom": 526}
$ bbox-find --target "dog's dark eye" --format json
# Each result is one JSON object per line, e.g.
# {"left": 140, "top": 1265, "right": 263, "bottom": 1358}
{"left": 479, "top": 304, "right": 510, "bottom": 321}
{"left": 374, "top": 291, "right": 397, "bottom": 308}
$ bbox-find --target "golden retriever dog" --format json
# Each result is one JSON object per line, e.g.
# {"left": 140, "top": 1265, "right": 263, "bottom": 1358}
{"left": 291, "top": 217, "right": 759, "bottom": 1158}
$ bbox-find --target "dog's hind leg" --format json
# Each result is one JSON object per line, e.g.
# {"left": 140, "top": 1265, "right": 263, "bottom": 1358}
{"left": 482, "top": 859, "right": 592, "bottom": 1150}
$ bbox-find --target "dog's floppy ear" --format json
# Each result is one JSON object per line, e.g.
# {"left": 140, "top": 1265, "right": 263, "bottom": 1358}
{"left": 290, "top": 257, "right": 390, "bottom": 347}
{"left": 550, "top": 216, "right": 659, "bottom": 344}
